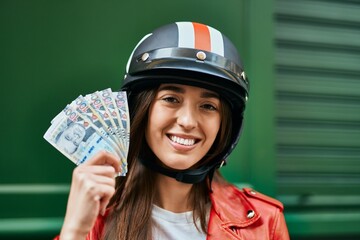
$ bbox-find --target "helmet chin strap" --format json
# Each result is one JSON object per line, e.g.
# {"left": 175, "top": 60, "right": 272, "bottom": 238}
{"left": 138, "top": 157, "right": 222, "bottom": 184}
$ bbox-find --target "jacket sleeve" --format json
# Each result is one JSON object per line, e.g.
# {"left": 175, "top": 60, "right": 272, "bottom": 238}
{"left": 272, "top": 209, "right": 290, "bottom": 240}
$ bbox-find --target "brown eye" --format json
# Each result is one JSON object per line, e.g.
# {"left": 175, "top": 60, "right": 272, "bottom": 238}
{"left": 162, "top": 97, "right": 179, "bottom": 103}
{"left": 201, "top": 103, "right": 217, "bottom": 111}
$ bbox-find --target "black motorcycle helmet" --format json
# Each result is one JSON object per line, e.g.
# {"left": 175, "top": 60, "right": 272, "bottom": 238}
{"left": 122, "top": 22, "right": 249, "bottom": 184}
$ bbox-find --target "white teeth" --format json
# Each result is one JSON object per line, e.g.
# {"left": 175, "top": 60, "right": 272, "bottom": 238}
{"left": 170, "top": 136, "right": 195, "bottom": 146}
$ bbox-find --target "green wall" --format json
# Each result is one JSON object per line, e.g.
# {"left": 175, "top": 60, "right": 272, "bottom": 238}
{"left": 0, "top": 1, "right": 253, "bottom": 238}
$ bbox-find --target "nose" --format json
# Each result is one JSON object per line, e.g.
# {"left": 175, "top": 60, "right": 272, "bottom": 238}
{"left": 176, "top": 104, "right": 198, "bottom": 130}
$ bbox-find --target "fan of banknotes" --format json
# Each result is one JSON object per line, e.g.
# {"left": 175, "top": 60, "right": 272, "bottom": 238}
{"left": 44, "top": 88, "right": 130, "bottom": 176}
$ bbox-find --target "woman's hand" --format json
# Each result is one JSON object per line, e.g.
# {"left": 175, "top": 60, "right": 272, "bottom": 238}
{"left": 59, "top": 151, "right": 121, "bottom": 239}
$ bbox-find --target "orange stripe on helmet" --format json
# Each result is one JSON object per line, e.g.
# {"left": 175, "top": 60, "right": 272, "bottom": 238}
{"left": 192, "top": 22, "right": 211, "bottom": 52}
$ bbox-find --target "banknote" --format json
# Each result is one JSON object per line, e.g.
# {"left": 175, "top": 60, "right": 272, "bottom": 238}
{"left": 98, "top": 89, "right": 128, "bottom": 157}
{"left": 44, "top": 89, "right": 130, "bottom": 176}
{"left": 70, "top": 95, "right": 119, "bottom": 151}
{"left": 113, "top": 91, "right": 130, "bottom": 148}
{"left": 84, "top": 92, "right": 121, "bottom": 146}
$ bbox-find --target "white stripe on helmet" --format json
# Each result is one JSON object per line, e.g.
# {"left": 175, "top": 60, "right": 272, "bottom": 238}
{"left": 176, "top": 22, "right": 195, "bottom": 48}
{"left": 209, "top": 26, "right": 224, "bottom": 56}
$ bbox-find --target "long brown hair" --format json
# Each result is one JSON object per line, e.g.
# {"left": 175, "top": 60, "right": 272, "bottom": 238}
{"left": 102, "top": 85, "right": 233, "bottom": 240}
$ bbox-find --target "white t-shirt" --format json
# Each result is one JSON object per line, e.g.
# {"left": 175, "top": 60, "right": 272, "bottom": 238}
{"left": 151, "top": 204, "right": 208, "bottom": 240}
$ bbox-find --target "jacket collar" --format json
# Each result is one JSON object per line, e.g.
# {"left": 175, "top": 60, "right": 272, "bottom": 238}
{"left": 209, "top": 181, "right": 261, "bottom": 228}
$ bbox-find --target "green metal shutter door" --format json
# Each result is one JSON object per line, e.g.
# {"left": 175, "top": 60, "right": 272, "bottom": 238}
{"left": 274, "top": 0, "right": 360, "bottom": 238}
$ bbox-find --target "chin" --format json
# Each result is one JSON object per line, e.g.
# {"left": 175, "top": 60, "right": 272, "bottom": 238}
{"left": 161, "top": 158, "right": 198, "bottom": 171}
{"left": 165, "top": 163, "right": 191, "bottom": 171}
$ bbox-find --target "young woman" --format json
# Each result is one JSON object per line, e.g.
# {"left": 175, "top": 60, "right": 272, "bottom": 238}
{"left": 57, "top": 22, "right": 290, "bottom": 240}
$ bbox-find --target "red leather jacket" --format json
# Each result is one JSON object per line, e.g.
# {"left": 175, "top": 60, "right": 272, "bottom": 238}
{"left": 55, "top": 182, "right": 289, "bottom": 240}
{"left": 207, "top": 182, "right": 290, "bottom": 240}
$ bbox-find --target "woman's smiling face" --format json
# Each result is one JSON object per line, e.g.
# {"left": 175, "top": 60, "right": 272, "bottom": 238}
{"left": 145, "top": 83, "right": 222, "bottom": 170}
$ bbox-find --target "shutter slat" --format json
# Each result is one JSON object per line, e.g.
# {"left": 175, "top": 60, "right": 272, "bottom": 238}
{"left": 277, "top": 126, "right": 360, "bottom": 147}
{"left": 277, "top": 71, "right": 360, "bottom": 97}
{"left": 279, "top": 156, "right": 360, "bottom": 173}
{"left": 276, "top": 0, "right": 360, "bottom": 23}
{"left": 276, "top": 22, "right": 360, "bottom": 48}
{"left": 276, "top": 47, "right": 360, "bottom": 72}
{"left": 277, "top": 100, "right": 360, "bottom": 122}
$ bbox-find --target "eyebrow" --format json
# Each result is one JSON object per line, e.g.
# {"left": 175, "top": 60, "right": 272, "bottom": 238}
{"left": 158, "top": 85, "right": 220, "bottom": 99}
{"left": 158, "top": 85, "right": 184, "bottom": 93}
{"left": 200, "top": 91, "right": 219, "bottom": 99}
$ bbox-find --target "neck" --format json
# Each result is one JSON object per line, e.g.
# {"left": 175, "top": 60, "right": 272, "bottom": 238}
{"left": 154, "top": 173, "right": 193, "bottom": 213}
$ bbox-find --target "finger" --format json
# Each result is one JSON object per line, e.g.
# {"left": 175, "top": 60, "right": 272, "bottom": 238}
{"left": 72, "top": 169, "right": 116, "bottom": 197}
{"left": 88, "top": 174, "right": 116, "bottom": 188}
{"left": 85, "top": 183, "right": 115, "bottom": 215}
{"left": 77, "top": 165, "right": 117, "bottom": 178}
{"left": 72, "top": 165, "right": 114, "bottom": 185}
{"left": 79, "top": 175, "right": 115, "bottom": 201}
{"left": 97, "top": 185, "right": 116, "bottom": 215}
{"left": 71, "top": 169, "right": 115, "bottom": 197}
{"left": 83, "top": 150, "right": 122, "bottom": 173}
